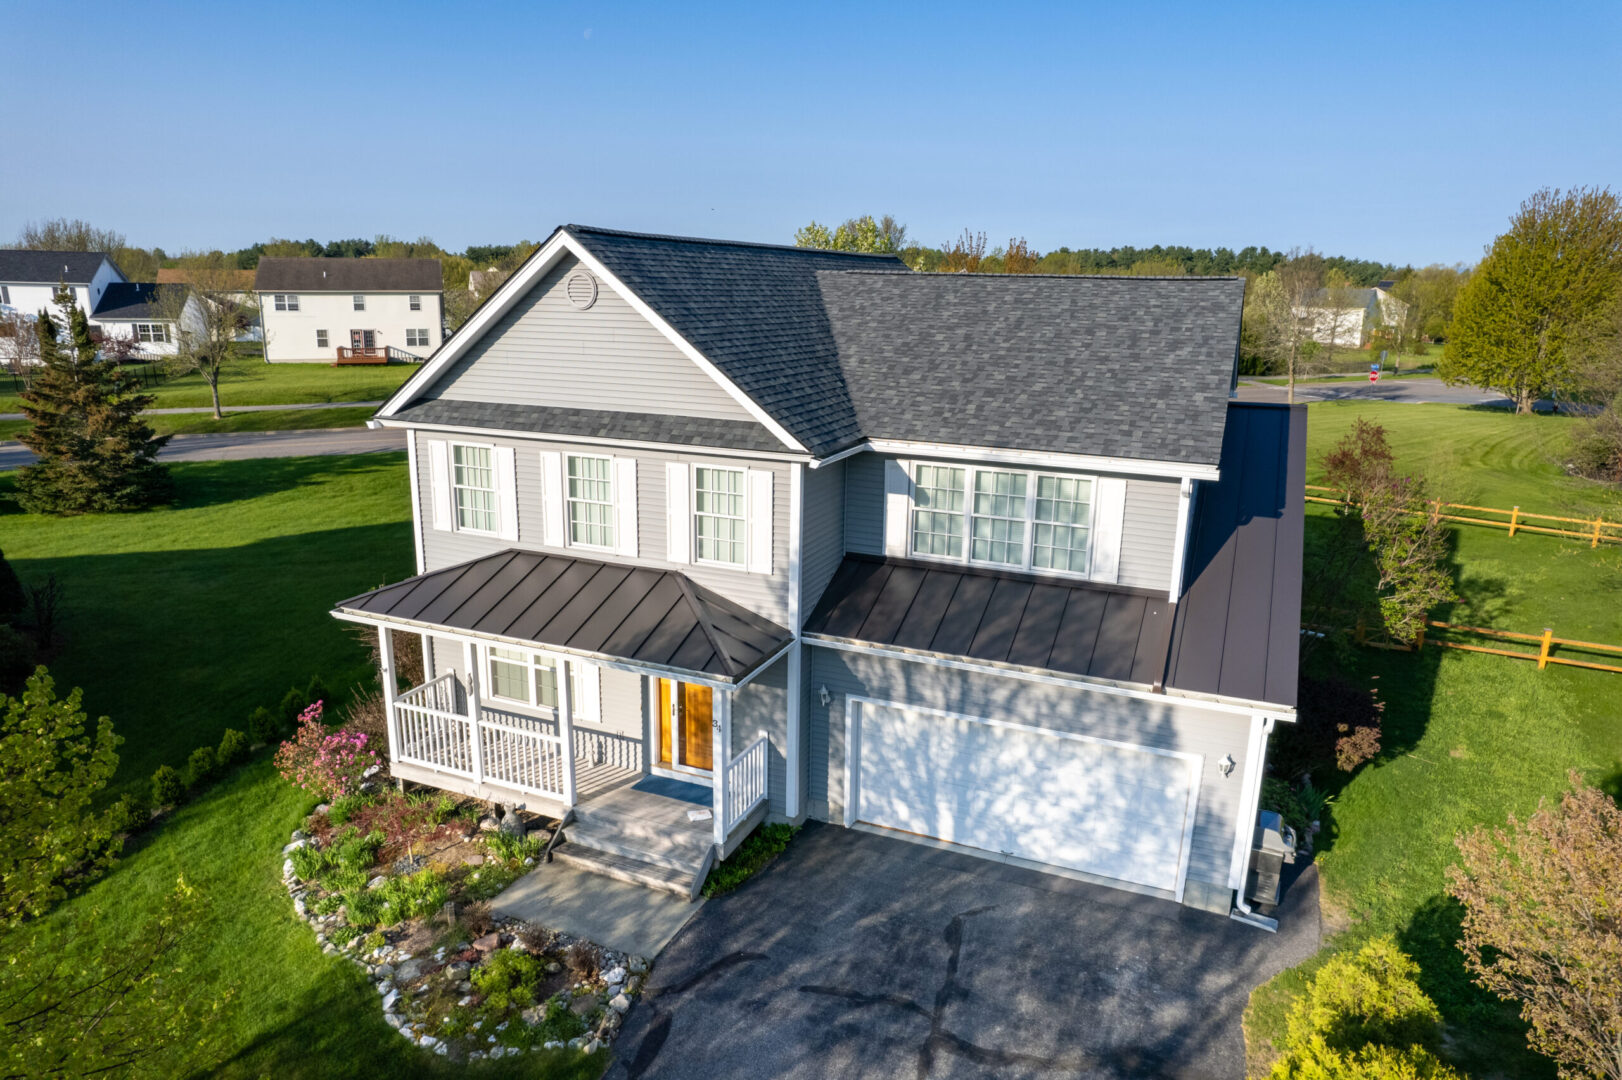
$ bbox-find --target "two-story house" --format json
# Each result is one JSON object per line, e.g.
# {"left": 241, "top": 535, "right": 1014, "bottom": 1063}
{"left": 254, "top": 257, "right": 444, "bottom": 363}
{"left": 332, "top": 226, "right": 1303, "bottom": 920}
{"left": 0, "top": 250, "right": 126, "bottom": 332}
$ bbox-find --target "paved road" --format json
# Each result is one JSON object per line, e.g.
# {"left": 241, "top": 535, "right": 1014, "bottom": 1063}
{"left": 0, "top": 399, "right": 382, "bottom": 421}
{"left": 607, "top": 824, "right": 1320, "bottom": 1080}
{"left": 1236, "top": 376, "right": 1515, "bottom": 406}
{"left": 0, "top": 426, "right": 404, "bottom": 469}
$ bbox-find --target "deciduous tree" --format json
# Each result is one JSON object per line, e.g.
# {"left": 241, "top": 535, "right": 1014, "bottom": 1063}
{"left": 153, "top": 261, "right": 255, "bottom": 419}
{"left": 1447, "top": 774, "right": 1622, "bottom": 1080}
{"left": 1442, "top": 187, "right": 1622, "bottom": 414}
{"left": 794, "top": 214, "right": 908, "bottom": 254}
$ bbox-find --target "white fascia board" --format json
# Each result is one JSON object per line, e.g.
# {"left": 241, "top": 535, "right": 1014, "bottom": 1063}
{"left": 862, "top": 439, "right": 1220, "bottom": 482}
{"left": 372, "top": 416, "right": 812, "bottom": 464}
{"left": 802, "top": 633, "right": 1294, "bottom": 720}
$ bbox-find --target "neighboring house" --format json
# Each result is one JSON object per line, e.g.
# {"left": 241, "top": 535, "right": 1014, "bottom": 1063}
{"left": 157, "top": 267, "right": 261, "bottom": 341}
{"left": 332, "top": 226, "right": 1303, "bottom": 920}
{"left": 1297, "top": 285, "right": 1409, "bottom": 348}
{"left": 254, "top": 257, "right": 444, "bottom": 363}
{"left": 89, "top": 282, "right": 207, "bottom": 358}
{"left": 468, "top": 267, "right": 505, "bottom": 298}
{"left": 0, "top": 250, "right": 126, "bottom": 328}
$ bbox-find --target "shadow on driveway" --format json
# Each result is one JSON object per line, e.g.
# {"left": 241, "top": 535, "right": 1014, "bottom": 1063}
{"left": 607, "top": 823, "right": 1320, "bottom": 1080}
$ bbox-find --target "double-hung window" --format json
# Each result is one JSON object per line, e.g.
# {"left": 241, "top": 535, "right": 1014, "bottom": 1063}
{"left": 451, "top": 444, "right": 497, "bottom": 532}
{"left": 910, "top": 463, "right": 1094, "bottom": 576}
{"left": 566, "top": 455, "right": 615, "bottom": 548}
{"left": 406, "top": 328, "right": 429, "bottom": 347}
{"left": 134, "top": 322, "right": 172, "bottom": 344}
{"left": 693, "top": 466, "right": 745, "bottom": 565}
{"left": 409, "top": 294, "right": 422, "bottom": 311}
{"left": 352, "top": 294, "right": 365, "bottom": 311}
{"left": 273, "top": 293, "right": 298, "bottom": 312}
{"left": 316, "top": 329, "right": 329, "bottom": 348}
{"left": 485, "top": 648, "right": 561, "bottom": 709}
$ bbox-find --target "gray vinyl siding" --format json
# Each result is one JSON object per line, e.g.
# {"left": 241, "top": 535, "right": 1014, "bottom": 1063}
{"left": 804, "top": 646, "right": 1253, "bottom": 891}
{"left": 732, "top": 654, "right": 789, "bottom": 821}
{"left": 424, "top": 254, "right": 754, "bottom": 424}
{"left": 843, "top": 453, "right": 885, "bottom": 556}
{"left": 412, "top": 429, "right": 794, "bottom": 627}
{"left": 1119, "top": 478, "right": 1181, "bottom": 592}
{"left": 800, "top": 459, "right": 846, "bottom": 613}
{"left": 423, "top": 636, "right": 643, "bottom": 740}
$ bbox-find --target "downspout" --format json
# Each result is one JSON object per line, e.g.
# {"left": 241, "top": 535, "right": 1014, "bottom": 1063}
{"left": 1230, "top": 715, "right": 1278, "bottom": 932}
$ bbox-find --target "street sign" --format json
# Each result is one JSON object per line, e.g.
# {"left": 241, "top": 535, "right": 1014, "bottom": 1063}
{"left": 1369, "top": 370, "right": 1380, "bottom": 382}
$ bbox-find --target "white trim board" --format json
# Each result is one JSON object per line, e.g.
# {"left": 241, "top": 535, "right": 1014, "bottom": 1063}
{"left": 372, "top": 417, "right": 812, "bottom": 464}
{"left": 861, "top": 439, "right": 1220, "bottom": 482}
{"left": 378, "top": 229, "right": 806, "bottom": 453}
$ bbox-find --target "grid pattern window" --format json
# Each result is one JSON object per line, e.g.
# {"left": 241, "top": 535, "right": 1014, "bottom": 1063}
{"left": 352, "top": 294, "right": 365, "bottom": 311}
{"left": 694, "top": 467, "right": 745, "bottom": 565}
{"left": 409, "top": 294, "right": 421, "bottom": 311}
{"left": 911, "top": 465, "right": 966, "bottom": 558}
{"left": 1033, "top": 476, "right": 1093, "bottom": 572}
{"left": 451, "top": 444, "right": 496, "bottom": 532}
{"left": 566, "top": 455, "right": 615, "bottom": 548}
{"left": 406, "top": 328, "right": 429, "bottom": 347}
{"left": 273, "top": 294, "right": 299, "bottom": 312}
{"left": 971, "top": 471, "right": 1028, "bottom": 566}
{"left": 315, "top": 330, "right": 328, "bottom": 348}
{"left": 484, "top": 648, "right": 561, "bottom": 710}
{"left": 134, "top": 323, "right": 172, "bottom": 344}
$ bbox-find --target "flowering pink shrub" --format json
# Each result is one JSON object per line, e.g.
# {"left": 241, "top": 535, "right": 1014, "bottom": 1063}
{"left": 274, "top": 702, "right": 382, "bottom": 798}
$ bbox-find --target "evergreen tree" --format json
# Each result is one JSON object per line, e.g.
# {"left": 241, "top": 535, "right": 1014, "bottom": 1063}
{"left": 14, "top": 296, "right": 172, "bottom": 514}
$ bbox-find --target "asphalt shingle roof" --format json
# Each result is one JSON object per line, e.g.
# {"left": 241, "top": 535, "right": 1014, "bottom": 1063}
{"left": 254, "top": 257, "right": 443, "bottom": 293}
{"left": 91, "top": 282, "right": 174, "bottom": 320}
{"left": 394, "top": 399, "right": 786, "bottom": 454}
{"left": 0, "top": 250, "right": 114, "bottom": 285}
{"left": 566, "top": 226, "right": 1244, "bottom": 465}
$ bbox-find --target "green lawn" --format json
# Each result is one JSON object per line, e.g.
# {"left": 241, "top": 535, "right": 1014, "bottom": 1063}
{"left": 0, "top": 359, "right": 415, "bottom": 413}
{"left": 0, "top": 457, "right": 607, "bottom": 1077}
{"left": 1244, "top": 403, "right": 1622, "bottom": 1077}
{"left": 0, "top": 405, "right": 376, "bottom": 442}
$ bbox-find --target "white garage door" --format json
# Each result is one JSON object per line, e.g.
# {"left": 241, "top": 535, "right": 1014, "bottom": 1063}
{"left": 853, "top": 700, "right": 1201, "bottom": 894}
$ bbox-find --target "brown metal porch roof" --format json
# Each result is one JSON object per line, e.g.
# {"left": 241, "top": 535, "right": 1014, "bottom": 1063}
{"left": 334, "top": 549, "right": 792, "bottom": 683}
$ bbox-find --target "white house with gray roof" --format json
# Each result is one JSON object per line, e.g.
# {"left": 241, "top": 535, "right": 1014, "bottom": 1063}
{"left": 332, "top": 226, "right": 1303, "bottom": 921}
{"left": 0, "top": 250, "right": 126, "bottom": 332}
{"left": 254, "top": 257, "right": 444, "bottom": 363}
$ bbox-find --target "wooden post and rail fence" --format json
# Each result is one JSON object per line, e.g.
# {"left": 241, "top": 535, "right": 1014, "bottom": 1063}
{"left": 1304, "top": 484, "right": 1622, "bottom": 548}
{"left": 1304, "top": 615, "right": 1622, "bottom": 675}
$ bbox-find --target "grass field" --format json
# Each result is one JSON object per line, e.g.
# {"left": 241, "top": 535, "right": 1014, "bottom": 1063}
{"left": 0, "top": 457, "right": 606, "bottom": 1078}
{"left": 1244, "top": 402, "right": 1622, "bottom": 1077}
{"left": 0, "top": 405, "right": 376, "bottom": 442}
{"left": 0, "top": 358, "right": 415, "bottom": 414}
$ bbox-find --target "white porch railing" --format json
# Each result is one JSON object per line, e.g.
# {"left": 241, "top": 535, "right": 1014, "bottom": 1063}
{"left": 722, "top": 732, "right": 769, "bottom": 834}
{"left": 394, "top": 674, "right": 474, "bottom": 777}
{"left": 476, "top": 713, "right": 567, "bottom": 798}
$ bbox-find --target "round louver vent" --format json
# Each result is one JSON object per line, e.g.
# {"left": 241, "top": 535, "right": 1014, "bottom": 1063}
{"left": 565, "top": 270, "right": 598, "bottom": 310}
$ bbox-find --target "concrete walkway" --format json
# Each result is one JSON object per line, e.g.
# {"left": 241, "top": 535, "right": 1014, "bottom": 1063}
{"left": 491, "top": 860, "right": 703, "bottom": 959}
{"left": 0, "top": 399, "right": 382, "bottom": 420}
{"left": 0, "top": 426, "right": 405, "bottom": 469}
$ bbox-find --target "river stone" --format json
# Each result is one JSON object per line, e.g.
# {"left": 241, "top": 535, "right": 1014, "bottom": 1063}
{"left": 471, "top": 932, "right": 500, "bottom": 952}
{"left": 395, "top": 958, "right": 427, "bottom": 983}
{"left": 609, "top": 993, "right": 631, "bottom": 1014}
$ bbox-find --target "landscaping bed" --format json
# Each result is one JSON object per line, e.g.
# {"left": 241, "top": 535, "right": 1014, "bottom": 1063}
{"left": 281, "top": 787, "right": 647, "bottom": 1064}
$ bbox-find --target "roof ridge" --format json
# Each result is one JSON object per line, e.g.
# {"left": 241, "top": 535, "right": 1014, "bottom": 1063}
{"left": 671, "top": 573, "right": 738, "bottom": 678}
{"left": 823, "top": 269, "right": 1245, "bottom": 282}
{"left": 566, "top": 224, "right": 907, "bottom": 260}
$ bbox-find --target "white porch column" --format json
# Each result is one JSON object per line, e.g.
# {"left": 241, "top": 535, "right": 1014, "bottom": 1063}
{"left": 378, "top": 626, "right": 399, "bottom": 763}
{"left": 713, "top": 688, "right": 732, "bottom": 847}
{"left": 557, "top": 656, "right": 578, "bottom": 806}
{"left": 462, "top": 640, "right": 485, "bottom": 783}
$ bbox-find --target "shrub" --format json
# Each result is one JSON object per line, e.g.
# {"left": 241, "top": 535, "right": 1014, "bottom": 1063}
{"left": 702, "top": 823, "right": 798, "bottom": 898}
{"left": 273, "top": 701, "right": 381, "bottom": 799}
{"left": 184, "top": 746, "right": 216, "bottom": 789}
{"left": 106, "top": 792, "right": 149, "bottom": 834}
{"left": 1271, "top": 677, "right": 1384, "bottom": 782}
{"left": 1270, "top": 1037, "right": 1462, "bottom": 1079}
{"left": 150, "top": 765, "right": 184, "bottom": 807}
{"left": 304, "top": 676, "right": 331, "bottom": 712}
{"left": 247, "top": 705, "right": 282, "bottom": 745}
{"left": 0, "top": 625, "right": 35, "bottom": 698}
{"left": 472, "top": 948, "right": 546, "bottom": 1011}
{"left": 1283, "top": 938, "right": 1443, "bottom": 1055}
{"left": 564, "top": 941, "right": 599, "bottom": 982}
{"left": 278, "top": 686, "right": 311, "bottom": 727}
{"left": 216, "top": 728, "right": 249, "bottom": 769}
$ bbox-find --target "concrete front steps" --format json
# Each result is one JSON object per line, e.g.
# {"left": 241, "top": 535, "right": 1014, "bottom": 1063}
{"left": 551, "top": 785, "right": 717, "bottom": 902}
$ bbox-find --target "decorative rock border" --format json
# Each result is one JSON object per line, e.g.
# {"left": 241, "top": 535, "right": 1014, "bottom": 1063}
{"left": 280, "top": 819, "right": 648, "bottom": 1062}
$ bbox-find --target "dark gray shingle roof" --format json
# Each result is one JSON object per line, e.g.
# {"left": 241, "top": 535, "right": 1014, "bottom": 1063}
{"left": 336, "top": 548, "right": 792, "bottom": 683}
{"left": 91, "top": 282, "right": 173, "bottom": 320}
{"left": 393, "top": 399, "right": 786, "bottom": 453}
{"left": 0, "top": 250, "right": 114, "bottom": 285}
{"left": 566, "top": 226, "right": 1243, "bottom": 464}
{"left": 255, "top": 257, "right": 442, "bottom": 293}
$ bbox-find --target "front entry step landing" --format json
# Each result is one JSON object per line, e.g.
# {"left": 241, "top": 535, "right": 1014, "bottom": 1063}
{"left": 555, "top": 783, "right": 717, "bottom": 902}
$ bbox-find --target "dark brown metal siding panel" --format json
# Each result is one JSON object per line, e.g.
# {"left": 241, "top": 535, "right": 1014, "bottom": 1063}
{"left": 598, "top": 576, "right": 686, "bottom": 659}
{"left": 1090, "top": 593, "right": 1148, "bottom": 681}
{"left": 857, "top": 566, "right": 926, "bottom": 644}
{"left": 968, "top": 579, "right": 1033, "bottom": 663}
{"left": 1046, "top": 590, "right": 1106, "bottom": 676}
{"left": 636, "top": 603, "right": 705, "bottom": 667}
{"left": 1131, "top": 599, "right": 1176, "bottom": 685}
{"left": 384, "top": 564, "right": 472, "bottom": 621}
{"left": 569, "top": 568, "right": 663, "bottom": 654}
{"left": 1006, "top": 584, "right": 1069, "bottom": 669}
{"left": 546, "top": 565, "right": 634, "bottom": 647}
{"left": 479, "top": 556, "right": 572, "bottom": 636}
{"left": 892, "top": 570, "right": 964, "bottom": 652}
{"left": 930, "top": 573, "right": 996, "bottom": 656}
{"left": 415, "top": 552, "right": 518, "bottom": 627}
{"left": 504, "top": 560, "right": 608, "bottom": 641}
{"left": 703, "top": 605, "right": 788, "bottom": 665}
{"left": 1166, "top": 406, "right": 1247, "bottom": 693}
{"left": 667, "top": 622, "right": 720, "bottom": 674}
{"left": 452, "top": 551, "right": 546, "bottom": 629}
{"left": 708, "top": 625, "right": 767, "bottom": 672}
{"left": 350, "top": 566, "right": 451, "bottom": 614}
{"left": 1264, "top": 406, "right": 1307, "bottom": 707}
{"left": 816, "top": 560, "right": 895, "bottom": 638}
{"left": 1217, "top": 408, "right": 1283, "bottom": 702}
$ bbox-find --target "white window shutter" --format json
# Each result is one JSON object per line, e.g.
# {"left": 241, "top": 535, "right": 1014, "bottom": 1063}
{"left": 883, "top": 459, "right": 911, "bottom": 557}
{"left": 427, "top": 439, "right": 452, "bottom": 531}
{"left": 1089, "top": 477, "right": 1128, "bottom": 583}
{"left": 747, "top": 468, "right": 774, "bottom": 574}
{"left": 574, "top": 661, "right": 601, "bottom": 723}
{"left": 614, "top": 457, "right": 638, "bottom": 558}
{"left": 494, "top": 445, "right": 519, "bottom": 542}
{"left": 666, "top": 462, "right": 691, "bottom": 564}
{"left": 539, "top": 451, "right": 565, "bottom": 547}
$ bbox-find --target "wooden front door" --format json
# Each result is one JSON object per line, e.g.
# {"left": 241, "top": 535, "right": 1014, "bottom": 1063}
{"left": 657, "top": 678, "right": 713, "bottom": 774}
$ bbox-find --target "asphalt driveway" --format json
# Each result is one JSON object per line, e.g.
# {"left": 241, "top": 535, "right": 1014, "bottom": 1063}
{"left": 606, "top": 823, "right": 1320, "bottom": 1080}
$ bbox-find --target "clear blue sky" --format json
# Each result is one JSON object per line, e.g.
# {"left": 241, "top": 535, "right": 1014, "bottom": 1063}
{"left": 4, "top": 1, "right": 1617, "bottom": 266}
